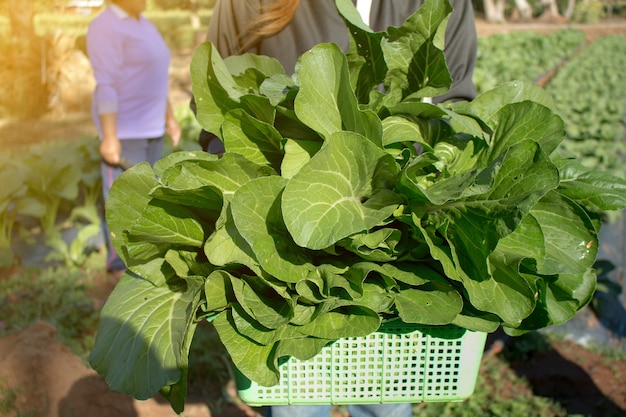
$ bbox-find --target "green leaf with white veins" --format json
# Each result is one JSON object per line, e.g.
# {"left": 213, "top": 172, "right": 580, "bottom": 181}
{"left": 231, "top": 176, "right": 315, "bottom": 282}
{"left": 200, "top": 153, "right": 275, "bottom": 199}
{"left": 127, "top": 199, "right": 204, "bottom": 248}
{"left": 89, "top": 273, "right": 203, "bottom": 404}
{"left": 294, "top": 43, "right": 382, "bottom": 143}
{"left": 282, "top": 131, "right": 402, "bottom": 250}
{"left": 222, "top": 109, "right": 284, "bottom": 172}
{"left": 382, "top": 0, "right": 451, "bottom": 100}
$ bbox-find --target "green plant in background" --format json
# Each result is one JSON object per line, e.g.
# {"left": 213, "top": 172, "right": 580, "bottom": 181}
{"left": 5, "top": 138, "right": 104, "bottom": 269}
{"left": 572, "top": 0, "right": 605, "bottom": 23}
{"left": 0, "top": 154, "right": 27, "bottom": 268}
{"left": 88, "top": 0, "right": 626, "bottom": 412}
{"left": 71, "top": 136, "right": 103, "bottom": 224}
{"left": 16, "top": 142, "right": 82, "bottom": 237}
{"left": 43, "top": 137, "right": 104, "bottom": 269}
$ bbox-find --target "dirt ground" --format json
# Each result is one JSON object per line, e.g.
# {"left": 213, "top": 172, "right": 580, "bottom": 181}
{"left": 1, "top": 18, "right": 626, "bottom": 417}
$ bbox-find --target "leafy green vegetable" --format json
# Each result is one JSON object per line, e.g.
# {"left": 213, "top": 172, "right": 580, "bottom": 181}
{"left": 88, "top": 0, "right": 626, "bottom": 413}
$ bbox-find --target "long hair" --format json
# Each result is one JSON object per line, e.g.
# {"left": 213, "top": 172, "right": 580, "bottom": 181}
{"left": 239, "top": 0, "right": 300, "bottom": 52}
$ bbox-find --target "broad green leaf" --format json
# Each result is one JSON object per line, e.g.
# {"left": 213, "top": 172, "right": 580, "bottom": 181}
{"left": 403, "top": 42, "right": 451, "bottom": 100}
{"left": 453, "top": 80, "right": 557, "bottom": 123}
{"left": 451, "top": 304, "right": 501, "bottom": 333}
{"left": 222, "top": 109, "right": 284, "bottom": 172}
{"left": 479, "top": 101, "right": 565, "bottom": 164}
{"left": 276, "top": 337, "right": 332, "bottom": 361}
{"left": 335, "top": 0, "right": 387, "bottom": 103}
{"left": 190, "top": 42, "right": 245, "bottom": 135}
{"left": 555, "top": 158, "right": 626, "bottom": 212}
{"left": 128, "top": 200, "right": 205, "bottom": 247}
{"left": 395, "top": 282, "right": 462, "bottom": 325}
{"left": 509, "top": 268, "right": 596, "bottom": 332}
{"left": 282, "top": 131, "right": 401, "bottom": 249}
{"left": 380, "top": 262, "right": 441, "bottom": 286}
{"left": 230, "top": 303, "right": 288, "bottom": 345}
{"left": 492, "top": 213, "right": 545, "bottom": 270}
{"left": 381, "top": 116, "right": 428, "bottom": 147}
{"left": 106, "top": 162, "right": 158, "bottom": 260}
{"left": 224, "top": 53, "right": 285, "bottom": 79}
{"left": 543, "top": 270, "right": 596, "bottom": 324}
{"left": 230, "top": 274, "right": 293, "bottom": 329}
{"left": 161, "top": 153, "right": 273, "bottom": 205}
{"left": 293, "top": 307, "right": 380, "bottom": 339}
{"left": 260, "top": 73, "right": 297, "bottom": 106}
{"left": 421, "top": 141, "right": 559, "bottom": 282}
{"left": 526, "top": 191, "right": 597, "bottom": 275}
{"left": 204, "top": 205, "right": 262, "bottom": 275}
{"left": 480, "top": 251, "right": 537, "bottom": 325}
{"left": 151, "top": 159, "right": 225, "bottom": 218}
{"left": 231, "top": 176, "right": 315, "bottom": 282}
{"left": 164, "top": 250, "right": 212, "bottom": 280}
{"left": 294, "top": 43, "right": 382, "bottom": 144}
{"left": 153, "top": 150, "right": 218, "bottom": 178}
{"left": 204, "top": 270, "right": 233, "bottom": 313}
{"left": 212, "top": 310, "right": 280, "bottom": 387}
{"left": 432, "top": 134, "right": 481, "bottom": 176}
{"left": 89, "top": 273, "right": 203, "bottom": 402}
{"left": 123, "top": 200, "right": 204, "bottom": 266}
{"left": 382, "top": 0, "right": 452, "bottom": 99}
{"left": 281, "top": 138, "right": 323, "bottom": 179}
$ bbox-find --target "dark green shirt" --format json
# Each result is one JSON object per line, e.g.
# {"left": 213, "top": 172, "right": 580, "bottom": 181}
{"left": 206, "top": 0, "right": 478, "bottom": 102}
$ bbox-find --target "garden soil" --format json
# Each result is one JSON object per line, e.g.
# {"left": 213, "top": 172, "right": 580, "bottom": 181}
{"left": 1, "top": 19, "right": 626, "bottom": 417}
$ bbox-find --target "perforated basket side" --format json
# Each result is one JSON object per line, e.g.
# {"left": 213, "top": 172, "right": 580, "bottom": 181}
{"left": 235, "top": 323, "right": 486, "bottom": 406}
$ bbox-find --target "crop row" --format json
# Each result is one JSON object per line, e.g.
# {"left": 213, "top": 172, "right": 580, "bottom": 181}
{"left": 474, "top": 29, "right": 586, "bottom": 93}
{"left": 546, "top": 35, "right": 626, "bottom": 181}
{"left": 475, "top": 30, "right": 626, "bottom": 183}
{"left": 0, "top": 138, "right": 102, "bottom": 269}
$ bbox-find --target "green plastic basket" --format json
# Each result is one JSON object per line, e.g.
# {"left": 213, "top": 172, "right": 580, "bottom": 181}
{"left": 235, "top": 322, "right": 487, "bottom": 406}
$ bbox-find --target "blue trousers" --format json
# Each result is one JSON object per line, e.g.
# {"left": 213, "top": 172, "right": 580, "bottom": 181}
{"left": 267, "top": 404, "right": 412, "bottom": 417}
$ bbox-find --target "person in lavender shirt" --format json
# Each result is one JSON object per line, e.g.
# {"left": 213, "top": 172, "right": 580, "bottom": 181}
{"left": 86, "top": 0, "right": 181, "bottom": 278}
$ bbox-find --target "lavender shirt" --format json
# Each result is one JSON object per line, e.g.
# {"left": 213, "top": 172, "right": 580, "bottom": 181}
{"left": 86, "top": 4, "right": 171, "bottom": 139}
